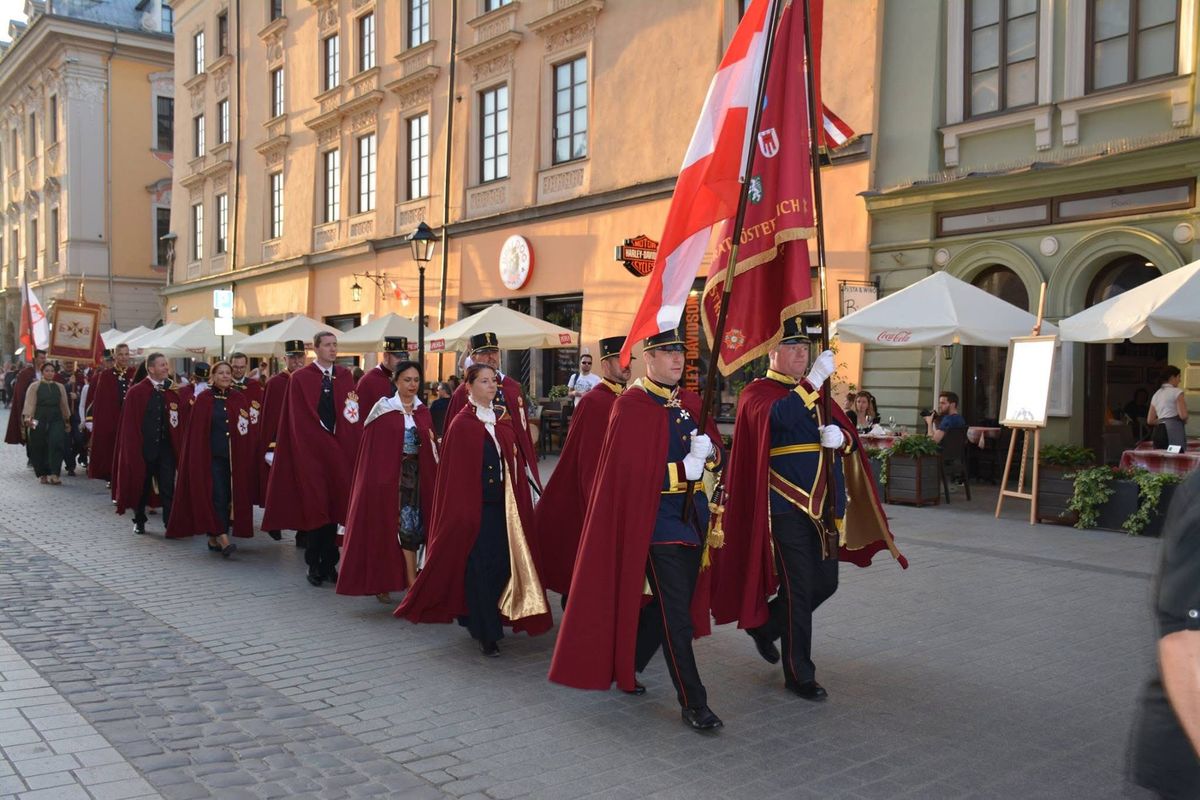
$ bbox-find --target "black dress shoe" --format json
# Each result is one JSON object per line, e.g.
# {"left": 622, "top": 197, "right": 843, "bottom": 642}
{"left": 681, "top": 705, "right": 723, "bottom": 731}
{"left": 221, "top": 543, "right": 237, "bottom": 559}
{"left": 480, "top": 641, "right": 500, "bottom": 657}
{"left": 785, "top": 680, "right": 828, "bottom": 701}
{"left": 268, "top": 530, "right": 282, "bottom": 541}
{"left": 133, "top": 522, "right": 146, "bottom": 535}
{"left": 747, "top": 627, "right": 780, "bottom": 664}
{"left": 324, "top": 568, "right": 338, "bottom": 582}
{"left": 207, "top": 541, "right": 221, "bottom": 552}
{"left": 622, "top": 681, "right": 646, "bottom": 696}
{"left": 306, "top": 573, "right": 322, "bottom": 587}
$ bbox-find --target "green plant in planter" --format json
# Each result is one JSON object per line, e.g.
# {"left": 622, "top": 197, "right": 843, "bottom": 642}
{"left": 878, "top": 434, "right": 940, "bottom": 485}
{"left": 1067, "top": 466, "right": 1135, "bottom": 529}
{"left": 1123, "top": 469, "right": 1183, "bottom": 536}
{"left": 547, "top": 384, "right": 569, "bottom": 400}
{"left": 865, "top": 447, "right": 884, "bottom": 461}
{"left": 1038, "top": 444, "right": 1095, "bottom": 469}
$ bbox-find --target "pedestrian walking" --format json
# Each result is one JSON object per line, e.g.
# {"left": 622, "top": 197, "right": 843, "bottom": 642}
{"left": 114, "top": 353, "right": 183, "bottom": 535}
{"left": 257, "top": 340, "right": 307, "bottom": 543}
{"left": 23, "top": 360, "right": 70, "bottom": 485}
{"left": 395, "top": 363, "right": 551, "bottom": 656}
{"left": 86, "top": 345, "right": 135, "bottom": 481}
{"left": 4, "top": 352, "right": 41, "bottom": 463}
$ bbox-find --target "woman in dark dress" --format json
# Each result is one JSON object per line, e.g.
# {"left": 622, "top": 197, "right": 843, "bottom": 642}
{"left": 23, "top": 361, "right": 70, "bottom": 484}
{"left": 394, "top": 364, "right": 551, "bottom": 656}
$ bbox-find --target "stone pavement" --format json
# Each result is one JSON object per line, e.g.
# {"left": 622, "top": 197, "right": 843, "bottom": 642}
{"left": 0, "top": 409, "right": 1167, "bottom": 799}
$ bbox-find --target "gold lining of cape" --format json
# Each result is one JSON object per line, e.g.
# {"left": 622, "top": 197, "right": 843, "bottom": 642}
{"left": 499, "top": 452, "right": 548, "bottom": 621}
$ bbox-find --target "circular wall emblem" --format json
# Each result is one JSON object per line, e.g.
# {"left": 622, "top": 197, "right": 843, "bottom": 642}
{"left": 499, "top": 235, "right": 533, "bottom": 290}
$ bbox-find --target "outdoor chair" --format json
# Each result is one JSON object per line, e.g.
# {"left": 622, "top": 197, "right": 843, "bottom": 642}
{"left": 939, "top": 426, "right": 972, "bottom": 503}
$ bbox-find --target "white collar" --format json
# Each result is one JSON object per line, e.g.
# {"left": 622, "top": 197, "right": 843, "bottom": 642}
{"left": 365, "top": 393, "right": 423, "bottom": 426}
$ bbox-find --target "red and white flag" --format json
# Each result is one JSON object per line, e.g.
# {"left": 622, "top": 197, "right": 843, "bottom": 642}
{"left": 18, "top": 281, "right": 49, "bottom": 361}
{"left": 620, "top": 0, "right": 776, "bottom": 366}
{"left": 822, "top": 104, "right": 856, "bottom": 149}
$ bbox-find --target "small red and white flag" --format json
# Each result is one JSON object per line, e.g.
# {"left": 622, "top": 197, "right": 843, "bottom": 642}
{"left": 620, "top": 0, "right": 777, "bottom": 366}
{"left": 18, "top": 280, "right": 49, "bottom": 361}
{"left": 822, "top": 104, "right": 856, "bottom": 149}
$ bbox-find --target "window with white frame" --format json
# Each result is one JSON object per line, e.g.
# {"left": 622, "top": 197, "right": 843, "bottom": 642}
{"left": 323, "top": 34, "right": 340, "bottom": 91}
{"left": 193, "top": 30, "right": 206, "bottom": 75}
{"left": 28, "top": 220, "right": 36, "bottom": 275}
{"left": 161, "top": 3, "right": 173, "bottom": 33}
{"left": 408, "top": 113, "right": 430, "bottom": 199}
{"left": 215, "top": 193, "right": 228, "bottom": 254}
{"left": 269, "top": 0, "right": 283, "bottom": 21}
{"left": 269, "top": 171, "right": 284, "bottom": 239}
{"left": 358, "top": 13, "right": 376, "bottom": 72}
{"left": 48, "top": 208, "right": 57, "bottom": 266}
{"left": 357, "top": 133, "right": 376, "bottom": 213}
{"left": 218, "top": 11, "right": 229, "bottom": 56}
{"left": 193, "top": 114, "right": 206, "bottom": 157}
{"left": 156, "top": 97, "right": 174, "bottom": 150}
{"left": 218, "top": 99, "right": 230, "bottom": 144}
{"left": 1088, "top": 0, "right": 1179, "bottom": 91}
{"left": 409, "top": 0, "right": 430, "bottom": 48}
{"left": 966, "top": 0, "right": 1039, "bottom": 117}
{"left": 192, "top": 202, "right": 204, "bottom": 261}
{"left": 553, "top": 56, "right": 588, "bottom": 163}
{"left": 270, "top": 68, "right": 284, "bottom": 118}
{"left": 480, "top": 84, "right": 508, "bottom": 183}
{"left": 27, "top": 112, "right": 36, "bottom": 154}
{"left": 48, "top": 96, "right": 57, "bottom": 145}
{"left": 323, "top": 149, "right": 341, "bottom": 223}
{"left": 484, "top": 0, "right": 512, "bottom": 11}
{"left": 156, "top": 208, "right": 171, "bottom": 266}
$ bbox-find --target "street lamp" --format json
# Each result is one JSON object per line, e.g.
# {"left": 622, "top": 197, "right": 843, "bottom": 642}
{"left": 408, "top": 221, "right": 436, "bottom": 360}
{"left": 351, "top": 279, "right": 363, "bottom": 303}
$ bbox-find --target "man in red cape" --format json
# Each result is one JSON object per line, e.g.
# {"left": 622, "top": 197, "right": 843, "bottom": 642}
{"left": 87, "top": 344, "right": 135, "bottom": 481}
{"left": 262, "top": 332, "right": 362, "bottom": 586}
{"left": 167, "top": 382, "right": 257, "bottom": 541}
{"left": 534, "top": 335, "right": 631, "bottom": 599}
{"left": 444, "top": 332, "right": 541, "bottom": 491}
{"left": 114, "top": 352, "right": 184, "bottom": 535}
{"left": 710, "top": 317, "right": 907, "bottom": 701}
{"left": 4, "top": 350, "right": 42, "bottom": 454}
{"left": 549, "top": 329, "right": 725, "bottom": 732}
{"left": 337, "top": 368, "right": 439, "bottom": 599}
{"left": 354, "top": 336, "right": 407, "bottom": 417}
{"left": 256, "top": 341, "right": 306, "bottom": 541}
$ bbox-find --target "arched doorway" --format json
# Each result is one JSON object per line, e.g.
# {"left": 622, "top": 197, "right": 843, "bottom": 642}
{"left": 963, "top": 265, "right": 1029, "bottom": 424}
{"left": 1083, "top": 254, "right": 1167, "bottom": 457}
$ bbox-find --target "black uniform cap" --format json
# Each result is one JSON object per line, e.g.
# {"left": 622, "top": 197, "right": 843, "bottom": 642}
{"left": 193, "top": 362, "right": 210, "bottom": 379}
{"left": 469, "top": 332, "right": 500, "bottom": 354}
{"left": 598, "top": 336, "right": 632, "bottom": 360}
{"left": 383, "top": 336, "right": 408, "bottom": 356}
{"left": 779, "top": 315, "right": 812, "bottom": 344}
{"left": 642, "top": 328, "right": 686, "bottom": 353}
{"left": 283, "top": 339, "right": 306, "bottom": 356}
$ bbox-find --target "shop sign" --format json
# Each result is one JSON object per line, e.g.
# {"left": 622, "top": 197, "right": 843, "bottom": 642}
{"left": 499, "top": 235, "right": 533, "bottom": 290}
{"left": 684, "top": 292, "right": 702, "bottom": 394}
{"left": 615, "top": 234, "right": 658, "bottom": 277}
{"left": 840, "top": 282, "right": 878, "bottom": 317}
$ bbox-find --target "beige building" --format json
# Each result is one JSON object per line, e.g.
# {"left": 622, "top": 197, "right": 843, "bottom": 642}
{"left": 163, "top": 0, "right": 877, "bottom": 412}
{"left": 0, "top": 0, "right": 175, "bottom": 359}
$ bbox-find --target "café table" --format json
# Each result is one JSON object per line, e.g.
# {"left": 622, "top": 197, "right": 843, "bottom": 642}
{"left": 1119, "top": 448, "right": 1200, "bottom": 476}
{"left": 859, "top": 432, "right": 899, "bottom": 450}
{"left": 1134, "top": 438, "right": 1200, "bottom": 453}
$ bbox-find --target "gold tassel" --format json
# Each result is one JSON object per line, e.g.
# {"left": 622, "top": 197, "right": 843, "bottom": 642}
{"left": 706, "top": 499, "right": 726, "bottom": 549}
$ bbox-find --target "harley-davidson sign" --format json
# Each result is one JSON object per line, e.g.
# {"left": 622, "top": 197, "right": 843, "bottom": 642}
{"left": 614, "top": 234, "right": 658, "bottom": 277}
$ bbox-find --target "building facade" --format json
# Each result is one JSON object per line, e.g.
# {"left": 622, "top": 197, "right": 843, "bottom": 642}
{"left": 163, "top": 0, "right": 877, "bottom": 411}
{"left": 867, "top": 0, "right": 1199, "bottom": 450}
{"left": 0, "top": 0, "right": 175, "bottom": 360}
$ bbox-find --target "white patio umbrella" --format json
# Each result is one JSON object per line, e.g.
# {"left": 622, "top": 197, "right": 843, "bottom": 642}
{"left": 1058, "top": 259, "right": 1200, "bottom": 343}
{"left": 236, "top": 315, "right": 338, "bottom": 358}
{"left": 151, "top": 319, "right": 247, "bottom": 358}
{"left": 124, "top": 323, "right": 182, "bottom": 356}
{"left": 337, "top": 313, "right": 430, "bottom": 355}
{"left": 105, "top": 326, "right": 149, "bottom": 347}
{"left": 832, "top": 271, "right": 1057, "bottom": 406}
{"left": 100, "top": 328, "right": 127, "bottom": 347}
{"left": 427, "top": 304, "right": 577, "bottom": 353}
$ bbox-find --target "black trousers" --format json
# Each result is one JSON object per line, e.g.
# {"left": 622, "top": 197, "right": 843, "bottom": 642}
{"left": 303, "top": 523, "right": 340, "bottom": 579}
{"left": 134, "top": 449, "right": 176, "bottom": 526}
{"left": 66, "top": 408, "right": 85, "bottom": 469}
{"left": 461, "top": 503, "right": 510, "bottom": 644}
{"left": 211, "top": 457, "right": 231, "bottom": 535}
{"left": 634, "top": 544, "right": 707, "bottom": 710}
{"left": 755, "top": 510, "right": 839, "bottom": 685}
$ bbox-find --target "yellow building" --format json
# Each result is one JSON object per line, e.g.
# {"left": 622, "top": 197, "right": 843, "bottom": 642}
{"left": 163, "top": 0, "right": 877, "bottom": 410}
{"left": 0, "top": 0, "right": 175, "bottom": 359}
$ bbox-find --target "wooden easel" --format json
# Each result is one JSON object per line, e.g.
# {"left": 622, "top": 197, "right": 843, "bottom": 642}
{"left": 994, "top": 283, "right": 1049, "bottom": 525}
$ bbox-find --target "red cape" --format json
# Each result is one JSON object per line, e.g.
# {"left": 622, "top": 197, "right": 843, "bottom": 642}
{"left": 255, "top": 371, "right": 290, "bottom": 507}
{"left": 709, "top": 378, "right": 907, "bottom": 630}
{"left": 176, "top": 383, "right": 207, "bottom": 434}
{"left": 354, "top": 366, "right": 394, "bottom": 422}
{"left": 113, "top": 379, "right": 185, "bottom": 516}
{"left": 86, "top": 367, "right": 135, "bottom": 480}
{"left": 336, "top": 403, "right": 438, "bottom": 596}
{"left": 395, "top": 403, "right": 551, "bottom": 636}
{"left": 4, "top": 366, "right": 34, "bottom": 444}
{"left": 261, "top": 363, "right": 362, "bottom": 531}
{"left": 446, "top": 376, "right": 542, "bottom": 490}
{"left": 232, "top": 380, "right": 264, "bottom": 504}
{"left": 533, "top": 382, "right": 620, "bottom": 595}
{"left": 548, "top": 385, "right": 720, "bottom": 692}
{"left": 166, "top": 390, "right": 258, "bottom": 539}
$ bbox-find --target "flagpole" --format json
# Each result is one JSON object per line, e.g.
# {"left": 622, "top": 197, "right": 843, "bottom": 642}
{"left": 801, "top": 0, "right": 839, "bottom": 540}
{"left": 683, "top": 0, "right": 784, "bottom": 521}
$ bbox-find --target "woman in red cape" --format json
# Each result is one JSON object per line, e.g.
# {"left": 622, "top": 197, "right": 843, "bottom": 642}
{"left": 337, "top": 361, "right": 438, "bottom": 602}
{"left": 166, "top": 362, "right": 257, "bottom": 555}
{"left": 394, "top": 364, "right": 551, "bottom": 656}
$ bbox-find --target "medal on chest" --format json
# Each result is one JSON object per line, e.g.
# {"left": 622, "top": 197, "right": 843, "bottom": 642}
{"left": 343, "top": 391, "right": 360, "bottom": 423}
{"left": 168, "top": 402, "right": 179, "bottom": 429}
{"left": 249, "top": 400, "right": 261, "bottom": 425}
{"left": 237, "top": 409, "right": 250, "bottom": 436}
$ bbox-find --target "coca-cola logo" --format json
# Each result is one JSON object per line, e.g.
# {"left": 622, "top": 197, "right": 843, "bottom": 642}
{"left": 877, "top": 330, "right": 913, "bottom": 343}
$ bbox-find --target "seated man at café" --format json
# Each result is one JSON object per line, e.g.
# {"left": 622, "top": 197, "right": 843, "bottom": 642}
{"left": 925, "top": 391, "right": 967, "bottom": 444}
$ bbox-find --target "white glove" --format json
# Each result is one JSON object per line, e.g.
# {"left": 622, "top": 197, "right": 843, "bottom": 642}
{"left": 820, "top": 425, "right": 845, "bottom": 449}
{"left": 85, "top": 421, "right": 93, "bottom": 432}
{"left": 682, "top": 453, "right": 705, "bottom": 481}
{"left": 689, "top": 433, "right": 713, "bottom": 460}
{"left": 806, "top": 349, "right": 835, "bottom": 387}
{"left": 264, "top": 452, "right": 275, "bottom": 467}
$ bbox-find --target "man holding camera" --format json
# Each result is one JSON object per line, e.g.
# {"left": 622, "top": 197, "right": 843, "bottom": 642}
{"left": 924, "top": 391, "right": 966, "bottom": 444}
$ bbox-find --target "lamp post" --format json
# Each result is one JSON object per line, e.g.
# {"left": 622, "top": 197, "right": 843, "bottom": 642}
{"left": 408, "top": 221, "right": 436, "bottom": 361}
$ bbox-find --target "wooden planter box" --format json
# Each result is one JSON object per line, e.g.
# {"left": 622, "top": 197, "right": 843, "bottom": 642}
{"left": 1140, "top": 483, "right": 1178, "bottom": 538}
{"left": 1095, "top": 479, "right": 1140, "bottom": 532}
{"left": 885, "top": 454, "right": 941, "bottom": 507}
{"left": 1037, "top": 465, "right": 1080, "bottom": 526}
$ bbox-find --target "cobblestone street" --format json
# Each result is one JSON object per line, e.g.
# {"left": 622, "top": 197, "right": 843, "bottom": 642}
{"left": 0, "top": 410, "right": 1163, "bottom": 799}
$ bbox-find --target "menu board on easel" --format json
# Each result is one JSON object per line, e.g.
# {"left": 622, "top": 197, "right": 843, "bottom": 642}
{"left": 999, "top": 335, "right": 1058, "bottom": 428}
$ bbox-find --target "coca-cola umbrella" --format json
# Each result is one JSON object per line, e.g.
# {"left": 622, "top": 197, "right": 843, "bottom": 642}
{"left": 831, "top": 271, "right": 1056, "bottom": 408}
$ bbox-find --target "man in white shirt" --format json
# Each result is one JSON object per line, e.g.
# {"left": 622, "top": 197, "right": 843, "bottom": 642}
{"left": 567, "top": 352, "right": 601, "bottom": 399}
